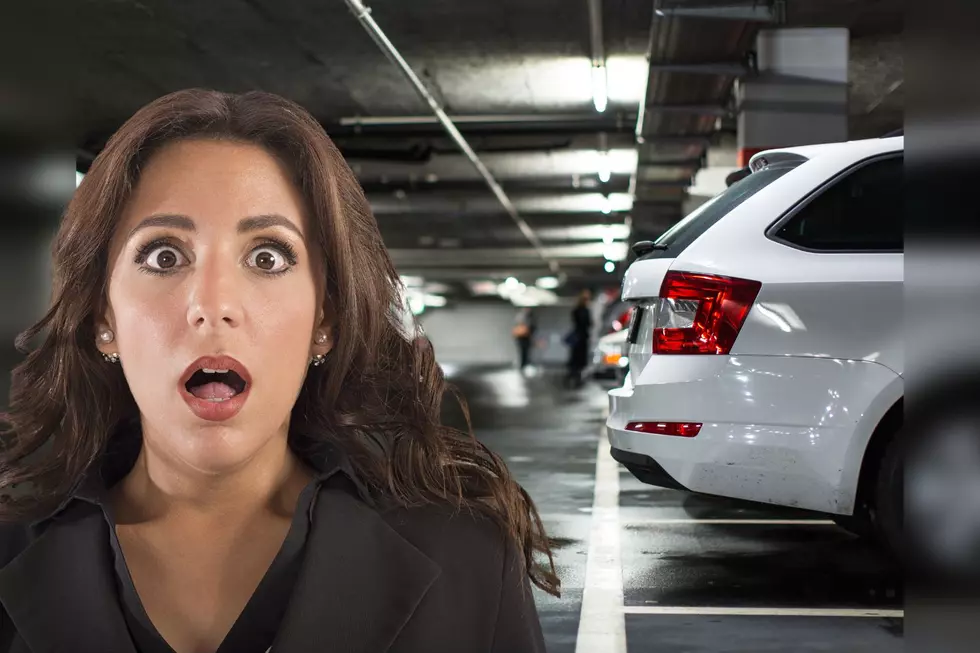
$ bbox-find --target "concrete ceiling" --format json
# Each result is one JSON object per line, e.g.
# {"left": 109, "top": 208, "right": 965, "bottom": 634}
{"left": 23, "top": 0, "right": 902, "bottom": 296}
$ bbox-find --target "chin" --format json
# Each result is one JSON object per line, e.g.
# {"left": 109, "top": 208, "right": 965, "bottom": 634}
{"left": 144, "top": 413, "right": 271, "bottom": 475}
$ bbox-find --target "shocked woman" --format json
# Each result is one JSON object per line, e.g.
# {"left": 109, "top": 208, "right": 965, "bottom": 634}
{"left": 0, "top": 90, "right": 558, "bottom": 653}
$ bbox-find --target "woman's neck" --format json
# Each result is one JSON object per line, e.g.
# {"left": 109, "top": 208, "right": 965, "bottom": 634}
{"left": 110, "top": 432, "right": 314, "bottom": 530}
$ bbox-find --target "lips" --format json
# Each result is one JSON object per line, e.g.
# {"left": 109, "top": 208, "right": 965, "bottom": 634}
{"left": 178, "top": 355, "right": 252, "bottom": 422}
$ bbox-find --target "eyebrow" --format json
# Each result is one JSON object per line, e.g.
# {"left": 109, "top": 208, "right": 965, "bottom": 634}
{"left": 237, "top": 214, "right": 304, "bottom": 239}
{"left": 129, "top": 213, "right": 304, "bottom": 239}
{"left": 129, "top": 214, "right": 196, "bottom": 238}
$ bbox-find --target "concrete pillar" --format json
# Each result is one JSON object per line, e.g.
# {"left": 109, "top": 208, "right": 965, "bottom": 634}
{"left": 736, "top": 28, "right": 850, "bottom": 166}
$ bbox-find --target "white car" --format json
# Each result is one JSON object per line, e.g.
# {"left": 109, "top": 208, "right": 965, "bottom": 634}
{"left": 607, "top": 137, "right": 904, "bottom": 552}
{"left": 591, "top": 329, "right": 629, "bottom": 381}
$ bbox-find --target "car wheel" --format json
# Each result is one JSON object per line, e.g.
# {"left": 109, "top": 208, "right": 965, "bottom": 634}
{"left": 870, "top": 428, "right": 905, "bottom": 563}
{"left": 831, "top": 513, "right": 875, "bottom": 540}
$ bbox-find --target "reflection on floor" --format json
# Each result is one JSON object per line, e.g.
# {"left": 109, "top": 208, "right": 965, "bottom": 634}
{"left": 444, "top": 365, "right": 903, "bottom": 653}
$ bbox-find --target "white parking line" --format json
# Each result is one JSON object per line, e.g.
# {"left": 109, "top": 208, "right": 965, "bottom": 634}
{"left": 622, "top": 519, "right": 836, "bottom": 525}
{"left": 624, "top": 606, "right": 905, "bottom": 618}
{"left": 574, "top": 430, "right": 627, "bottom": 653}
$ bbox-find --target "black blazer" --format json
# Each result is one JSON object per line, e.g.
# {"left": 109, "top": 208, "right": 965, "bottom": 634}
{"left": 0, "top": 469, "right": 546, "bottom": 652}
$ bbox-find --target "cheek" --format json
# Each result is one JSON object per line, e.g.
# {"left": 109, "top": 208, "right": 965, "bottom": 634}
{"left": 111, "top": 282, "right": 186, "bottom": 351}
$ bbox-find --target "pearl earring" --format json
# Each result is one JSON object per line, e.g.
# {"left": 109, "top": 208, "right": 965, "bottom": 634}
{"left": 99, "top": 329, "right": 114, "bottom": 344}
{"left": 314, "top": 331, "right": 328, "bottom": 345}
{"left": 310, "top": 353, "right": 326, "bottom": 367}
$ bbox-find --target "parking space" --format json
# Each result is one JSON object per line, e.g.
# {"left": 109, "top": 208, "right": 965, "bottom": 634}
{"left": 449, "top": 366, "right": 904, "bottom": 653}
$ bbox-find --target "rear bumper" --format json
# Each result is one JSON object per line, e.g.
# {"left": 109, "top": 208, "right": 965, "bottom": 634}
{"left": 609, "top": 447, "right": 688, "bottom": 491}
{"left": 606, "top": 354, "right": 902, "bottom": 514}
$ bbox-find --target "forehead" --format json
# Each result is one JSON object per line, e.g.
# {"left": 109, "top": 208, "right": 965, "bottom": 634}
{"left": 121, "top": 139, "right": 306, "bottom": 232}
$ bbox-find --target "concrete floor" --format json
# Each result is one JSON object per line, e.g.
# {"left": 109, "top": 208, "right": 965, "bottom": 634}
{"left": 443, "top": 365, "right": 904, "bottom": 653}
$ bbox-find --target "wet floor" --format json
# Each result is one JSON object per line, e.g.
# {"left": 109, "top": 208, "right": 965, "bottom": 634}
{"left": 444, "top": 365, "right": 904, "bottom": 653}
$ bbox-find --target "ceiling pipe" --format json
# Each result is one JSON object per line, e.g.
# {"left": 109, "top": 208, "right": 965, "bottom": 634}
{"left": 586, "top": 0, "right": 608, "bottom": 113}
{"left": 338, "top": 114, "right": 629, "bottom": 127}
{"left": 343, "top": 0, "right": 560, "bottom": 276}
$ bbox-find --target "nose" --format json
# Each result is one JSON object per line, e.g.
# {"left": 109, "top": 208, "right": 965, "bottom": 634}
{"left": 186, "top": 257, "right": 245, "bottom": 330}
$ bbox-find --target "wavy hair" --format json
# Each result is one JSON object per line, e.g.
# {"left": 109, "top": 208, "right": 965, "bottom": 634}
{"left": 0, "top": 89, "right": 559, "bottom": 596}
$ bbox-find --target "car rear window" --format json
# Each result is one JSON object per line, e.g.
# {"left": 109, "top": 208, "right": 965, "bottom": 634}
{"left": 638, "top": 159, "right": 804, "bottom": 260}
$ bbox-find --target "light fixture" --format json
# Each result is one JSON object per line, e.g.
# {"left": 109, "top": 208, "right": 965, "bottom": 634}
{"left": 75, "top": 171, "right": 84, "bottom": 188}
{"left": 597, "top": 151, "right": 611, "bottom": 183}
{"left": 602, "top": 225, "right": 615, "bottom": 244}
{"left": 592, "top": 64, "right": 608, "bottom": 113}
{"left": 505, "top": 276, "right": 520, "bottom": 287}
{"left": 423, "top": 294, "right": 447, "bottom": 308}
{"left": 536, "top": 276, "right": 560, "bottom": 290}
{"left": 601, "top": 196, "right": 612, "bottom": 215}
{"left": 604, "top": 261, "right": 615, "bottom": 273}
{"left": 602, "top": 243, "right": 621, "bottom": 261}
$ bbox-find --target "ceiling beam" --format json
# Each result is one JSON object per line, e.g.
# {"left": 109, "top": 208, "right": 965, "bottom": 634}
{"left": 645, "top": 103, "right": 730, "bottom": 117}
{"left": 656, "top": 2, "right": 780, "bottom": 22}
{"left": 330, "top": 113, "right": 637, "bottom": 136}
{"left": 648, "top": 60, "right": 752, "bottom": 76}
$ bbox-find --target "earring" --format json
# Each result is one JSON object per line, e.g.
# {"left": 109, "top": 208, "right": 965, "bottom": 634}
{"left": 103, "top": 352, "right": 120, "bottom": 364}
{"left": 314, "top": 331, "right": 328, "bottom": 345}
{"left": 99, "top": 329, "right": 115, "bottom": 344}
{"left": 310, "top": 353, "right": 326, "bottom": 367}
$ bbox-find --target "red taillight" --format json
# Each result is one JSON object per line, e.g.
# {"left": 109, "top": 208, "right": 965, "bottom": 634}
{"left": 652, "top": 271, "right": 761, "bottom": 355}
{"left": 626, "top": 421, "right": 702, "bottom": 437}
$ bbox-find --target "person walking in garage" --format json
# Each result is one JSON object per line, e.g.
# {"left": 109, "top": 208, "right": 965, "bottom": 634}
{"left": 564, "top": 289, "right": 593, "bottom": 389}
{"left": 513, "top": 307, "right": 537, "bottom": 372}
{"left": 0, "top": 89, "right": 556, "bottom": 653}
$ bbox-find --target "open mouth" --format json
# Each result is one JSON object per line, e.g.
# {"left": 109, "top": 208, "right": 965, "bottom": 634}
{"left": 184, "top": 367, "right": 248, "bottom": 402}
{"left": 180, "top": 355, "right": 252, "bottom": 403}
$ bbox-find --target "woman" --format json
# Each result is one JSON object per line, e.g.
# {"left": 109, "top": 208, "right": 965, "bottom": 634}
{"left": 564, "top": 290, "right": 593, "bottom": 389}
{"left": 512, "top": 307, "right": 537, "bottom": 372}
{"left": 0, "top": 90, "right": 557, "bottom": 653}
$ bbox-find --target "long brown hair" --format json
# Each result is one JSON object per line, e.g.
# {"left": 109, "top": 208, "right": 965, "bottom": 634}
{"left": 0, "top": 89, "right": 559, "bottom": 596}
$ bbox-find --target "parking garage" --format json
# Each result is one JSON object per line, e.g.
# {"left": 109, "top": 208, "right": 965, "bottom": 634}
{"left": 0, "top": 1, "right": 913, "bottom": 652}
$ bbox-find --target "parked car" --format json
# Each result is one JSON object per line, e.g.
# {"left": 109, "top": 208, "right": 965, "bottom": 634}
{"left": 591, "top": 329, "right": 629, "bottom": 381}
{"left": 608, "top": 137, "right": 904, "bottom": 555}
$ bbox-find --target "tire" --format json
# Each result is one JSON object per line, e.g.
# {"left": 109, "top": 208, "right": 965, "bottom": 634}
{"left": 831, "top": 513, "right": 875, "bottom": 540}
{"left": 870, "top": 427, "right": 905, "bottom": 563}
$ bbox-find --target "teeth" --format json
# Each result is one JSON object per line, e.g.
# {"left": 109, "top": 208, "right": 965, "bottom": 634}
{"left": 205, "top": 398, "right": 230, "bottom": 403}
{"left": 201, "top": 368, "right": 230, "bottom": 374}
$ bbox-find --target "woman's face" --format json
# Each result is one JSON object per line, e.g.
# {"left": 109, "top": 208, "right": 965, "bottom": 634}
{"left": 98, "top": 139, "right": 333, "bottom": 473}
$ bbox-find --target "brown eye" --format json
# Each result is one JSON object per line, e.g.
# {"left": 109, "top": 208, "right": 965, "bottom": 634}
{"left": 145, "top": 246, "right": 186, "bottom": 271}
{"left": 247, "top": 246, "right": 290, "bottom": 273}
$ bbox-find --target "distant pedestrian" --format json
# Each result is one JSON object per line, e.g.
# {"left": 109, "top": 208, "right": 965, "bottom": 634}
{"left": 564, "top": 290, "right": 593, "bottom": 388}
{"left": 513, "top": 307, "right": 537, "bottom": 371}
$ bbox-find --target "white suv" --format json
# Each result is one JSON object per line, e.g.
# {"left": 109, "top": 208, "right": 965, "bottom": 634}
{"left": 608, "top": 137, "right": 904, "bottom": 551}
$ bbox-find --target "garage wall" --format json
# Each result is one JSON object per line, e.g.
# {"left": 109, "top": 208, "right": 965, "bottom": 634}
{"left": 419, "top": 301, "right": 575, "bottom": 367}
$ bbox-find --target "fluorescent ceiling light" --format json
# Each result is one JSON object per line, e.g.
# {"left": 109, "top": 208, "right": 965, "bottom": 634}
{"left": 75, "top": 171, "right": 84, "bottom": 188}
{"left": 423, "top": 294, "right": 447, "bottom": 308}
{"left": 601, "top": 196, "right": 612, "bottom": 214}
{"left": 603, "top": 243, "right": 623, "bottom": 261}
{"left": 604, "top": 261, "right": 616, "bottom": 273}
{"left": 535, "top": 276, "right": 560, "bottom": 290}
{"left": 592, "top": 64, "right": 608, "bottom": 113}
{"left": 597, "top": 151, "right": 611, "bottom": 182}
